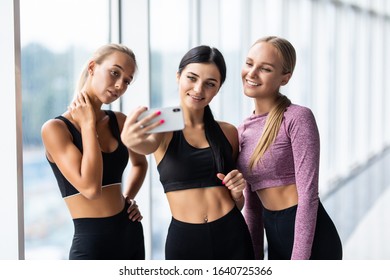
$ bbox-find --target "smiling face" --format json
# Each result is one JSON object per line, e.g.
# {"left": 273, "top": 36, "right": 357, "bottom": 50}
{"left": 241, "top": 42, "right": 291, "bottom": 100}
{"left": 88, "top": 51, "right": 136, "bottom": 104}
{"left": 177, "top": 62, "right": 221, "bottom": 110}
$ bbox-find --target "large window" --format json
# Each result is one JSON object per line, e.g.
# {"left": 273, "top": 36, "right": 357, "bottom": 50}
{"left": 149, "top": 0, "right": 192, "bottom": 260}
{"left": 21, "top": 0, "right": 109, "bottom": 259}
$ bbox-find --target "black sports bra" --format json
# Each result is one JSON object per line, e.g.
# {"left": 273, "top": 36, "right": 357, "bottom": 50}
{"left": 157, "top": 129, "right": 235, "bottom": 193}
{"left": 47, "top": 110, "right": 129, "bottom": 198}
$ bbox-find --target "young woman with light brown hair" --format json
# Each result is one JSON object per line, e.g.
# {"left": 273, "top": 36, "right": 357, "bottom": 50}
{"left": 238, "top": 36, "right": 342, "bottom": 260}
{"left": 41, "top": 44, "right": 146, "bottom": 259}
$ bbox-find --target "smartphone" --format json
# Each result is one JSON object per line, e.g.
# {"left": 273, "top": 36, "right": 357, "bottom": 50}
{"left": 137, "top": 106, "right": 185, "bottom": 133}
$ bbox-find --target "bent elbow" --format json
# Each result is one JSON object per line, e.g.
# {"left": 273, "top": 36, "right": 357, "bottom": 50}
{"left": 82, "top": 186, "right": 102, "bottom": 200}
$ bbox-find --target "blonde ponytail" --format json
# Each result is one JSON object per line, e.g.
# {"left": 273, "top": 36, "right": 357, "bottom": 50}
{"left": 249, "top": 94, "right": 291, "bottom": 170}
{"left": 74, "top": 63, "right": 89, "bottom": 97}
{"left": 248, "top": 36, "right": 296, "bottom": 170}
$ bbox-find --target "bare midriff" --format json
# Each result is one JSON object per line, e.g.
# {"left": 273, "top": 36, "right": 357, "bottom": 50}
{"left": 166, "top": 186, "right": 235, "bottom": 223}
{"left": 64, "top": 184, "right": 125, "bottom": 219}
{"left": 256, "top": 183, "right": 298, "bottom": 211}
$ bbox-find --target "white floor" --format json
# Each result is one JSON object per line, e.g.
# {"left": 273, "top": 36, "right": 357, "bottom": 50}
{"left": 343, "top": 187, "right": 390, "bottom": 260}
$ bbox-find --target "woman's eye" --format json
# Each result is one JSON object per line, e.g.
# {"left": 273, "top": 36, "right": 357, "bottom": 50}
{"left": 261, "top": 67, "right": 271, "bottom": 72}
{"left": 206, "top": 82, "right": 216, "bottom": 88}
{"left": 187, "top": 75, "right": 196, "bottom": 81}
{"left": 111, "top": 70, "right": 119, "bottom": 76}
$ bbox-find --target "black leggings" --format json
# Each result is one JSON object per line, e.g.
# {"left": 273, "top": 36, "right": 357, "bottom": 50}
{"left": 69, "top": 203, "right": 145, "bottom": 260}
{"left": 263, "top": 201, "right": 342, "bottom": 260}
{"left": 165, "top": 206, "right": 255, "bottom": 260}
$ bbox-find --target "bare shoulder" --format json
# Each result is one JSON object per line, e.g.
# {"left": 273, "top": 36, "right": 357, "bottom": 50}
{"left": 41, "top": 117, "right": 68, "bottom": 138}
{"left": 41, "top": 117, "right": 73, "bottom": 160}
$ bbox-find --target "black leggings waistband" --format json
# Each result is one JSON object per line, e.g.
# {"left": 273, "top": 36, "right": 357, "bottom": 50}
{"left": 72, "top": 202, "right": 129, "bottom": 234}
{"left": 262, "top": 204, "right": 298, "bottom": 218}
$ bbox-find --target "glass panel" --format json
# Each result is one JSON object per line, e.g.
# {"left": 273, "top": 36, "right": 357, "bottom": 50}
{"left": 250, "top": 0, "right": 267, "bottom": 40}
{"left": 21, "top": 0, "right": 109, "bottom": 259}
{"left": 385, "top": 21, "right": 390, "bottom": 144}
{"left": 149, "top": 0, "right": 190, "bottom": 108}
{"left": 387, "top": 0, "right": 390, "bottom": 15}
{"left": 311, "top": 2, "right": 337, "bottom": 187}
{"left": 284, "top": 0, "right": 313, "bottom": 107}
{"left": 199, "top": 0, "right": 251, "bottom": 126}
{"left": 370, "top": 0, "right": 384, "bottom": 14}
{"left": 334, "top": 7, "right": 353, "bottom": 176}
{"left": 262, "top": 0, "right": 284, "bottom": 35}
{"left": 149, "top": 0, "right": 190, "bottom": 260}
{"left": 369, "top": 16, "right": 385, "bottom": 154}
{"left": 354, "top": 12, "right": 370, "bottom": 164}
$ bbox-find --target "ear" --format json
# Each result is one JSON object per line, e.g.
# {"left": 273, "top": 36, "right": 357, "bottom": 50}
{"left": 88, "top": 60, "right": 96, "bottom": 76}
{"left": 280, "top": 72, "right": 292, "bottom": 86}
{"left": 176, "top": 72, "right": 181, "bottom": 83}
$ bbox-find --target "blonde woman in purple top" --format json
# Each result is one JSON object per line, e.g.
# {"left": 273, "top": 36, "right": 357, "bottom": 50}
{"left": 237, "top": 36, "right": 342, "bottom": 260}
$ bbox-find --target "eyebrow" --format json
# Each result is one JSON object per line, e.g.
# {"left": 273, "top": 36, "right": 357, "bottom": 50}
{"left": 263, "top": 62, "right": 276, "bottom": 68}
{"left": 187, "top": 71, "right": 219, "bottom": 82}
{"left": 246, "top": 58, "right": 276, "bottom": 68}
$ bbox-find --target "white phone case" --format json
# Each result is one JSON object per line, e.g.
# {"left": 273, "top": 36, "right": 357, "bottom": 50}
{"left": 137, "top": 106, "right": 185, "bottom": 133}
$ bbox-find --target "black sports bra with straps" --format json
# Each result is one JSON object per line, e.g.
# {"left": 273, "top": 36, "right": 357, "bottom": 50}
{"left": 47, "top": 110, "right": 129, "bottom": 198}
{"left": 157, "top": 128, "right": 236, "bottom": 193}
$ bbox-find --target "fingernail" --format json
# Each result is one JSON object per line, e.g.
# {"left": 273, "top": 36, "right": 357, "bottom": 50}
{"left": 222, "top": 181, "right": 225, "bottom": 185}
{"left": 160, "top": 119, "right": 165, "bottom": 124}
{"left": 156, "top": 111, "right": 161, "bottom": 116}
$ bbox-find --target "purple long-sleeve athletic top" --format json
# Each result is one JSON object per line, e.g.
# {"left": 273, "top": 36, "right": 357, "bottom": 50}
{"left": 237, "top": 104, "right": 320, "bottom": 260}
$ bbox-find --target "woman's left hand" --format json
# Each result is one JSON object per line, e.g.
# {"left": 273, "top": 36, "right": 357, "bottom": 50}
{"left": 217, "top": 169, "right": 245, "bottom": 202}
{"left": 126, "top": 198, "right": 143, "bottom": 222}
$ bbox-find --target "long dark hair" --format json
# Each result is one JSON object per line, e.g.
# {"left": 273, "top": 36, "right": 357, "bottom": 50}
{"left": 178, "top": 45, "right": 233, "bottom": 173}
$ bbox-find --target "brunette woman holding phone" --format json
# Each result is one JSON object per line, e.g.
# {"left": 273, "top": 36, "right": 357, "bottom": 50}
{"left": 121, "top": 45, "right": 254, "bottom": 260}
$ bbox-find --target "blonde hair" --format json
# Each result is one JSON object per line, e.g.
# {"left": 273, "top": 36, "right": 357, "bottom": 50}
{"left": 74, "top": 43, "right": 137, "bottom": 96}
{"left": 249, "top": 36, "right": 296, "bottom": 170}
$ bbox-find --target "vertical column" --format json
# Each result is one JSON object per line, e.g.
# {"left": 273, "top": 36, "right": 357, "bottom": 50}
{"left": 0, "top": 0, "right": 24, "bottom": 259}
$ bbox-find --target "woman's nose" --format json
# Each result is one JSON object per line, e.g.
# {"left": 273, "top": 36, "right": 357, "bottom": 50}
{"left": 193, "top": 82, "right": 202, "bottom": 93}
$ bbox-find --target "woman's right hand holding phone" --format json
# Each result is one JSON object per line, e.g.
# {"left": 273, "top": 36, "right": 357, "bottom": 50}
{"left": 121, "top": 106, "right": 164, "bottom": 154}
